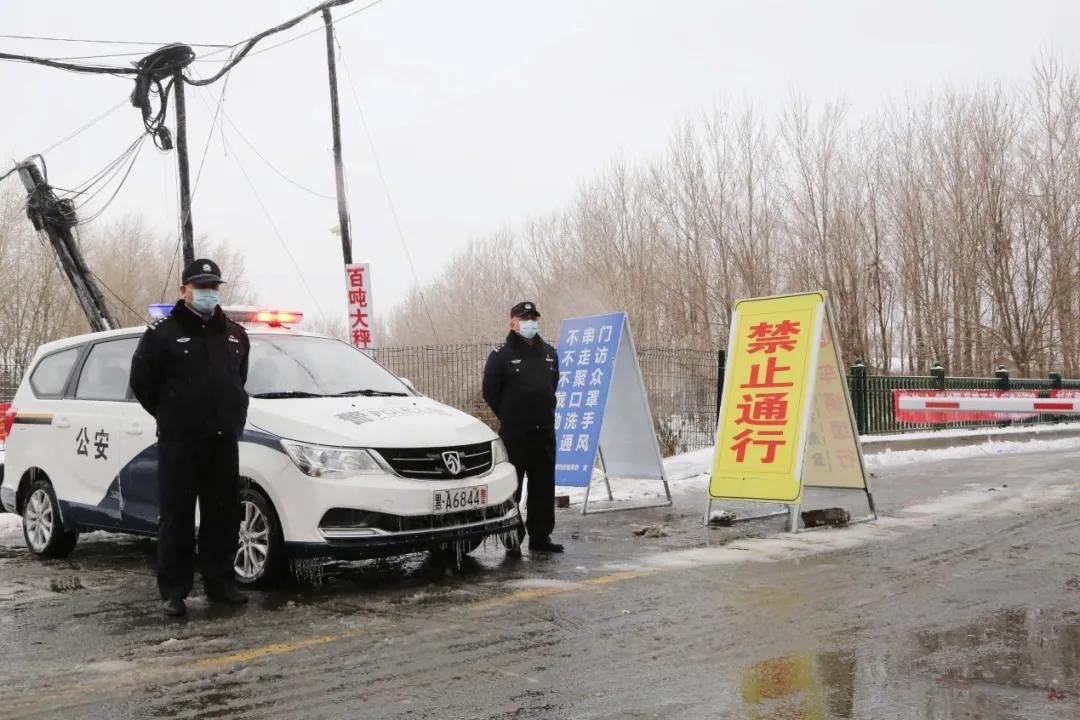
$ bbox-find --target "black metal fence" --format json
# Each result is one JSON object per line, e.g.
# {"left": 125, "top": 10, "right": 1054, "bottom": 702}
{"left": 374, "top": 345, "right": 722, "bottom": 456}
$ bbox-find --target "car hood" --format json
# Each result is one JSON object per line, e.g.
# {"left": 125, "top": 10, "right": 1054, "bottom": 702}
{"left": 247, "top": 395, "right": 495, "bottom": 448}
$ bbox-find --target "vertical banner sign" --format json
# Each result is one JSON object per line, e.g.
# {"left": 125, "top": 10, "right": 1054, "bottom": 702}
{"left": 553, "top": 313, "right": 623, "bottom": 487}
{"left": 554, "top": 312, "right": 671, "bottom": 514}
{"left": 710, "top": 293, "right": 826, "bottom": 503}
{"left": 344, "top": 263, "right": 374, "bottom": 351}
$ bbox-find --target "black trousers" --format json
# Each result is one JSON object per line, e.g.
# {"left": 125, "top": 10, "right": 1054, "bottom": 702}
{"left": 502, "top": 430, "right": 556, "bottom": 541}
{"left": 157, "top": 437, "right": 240, "bottom": 600}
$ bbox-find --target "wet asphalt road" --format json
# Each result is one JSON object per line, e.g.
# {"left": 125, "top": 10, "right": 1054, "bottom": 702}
{"left": 3, "top": 447, "right": 1080, "bottom": 719}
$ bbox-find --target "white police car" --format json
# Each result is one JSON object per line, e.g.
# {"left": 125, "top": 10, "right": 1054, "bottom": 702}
{"left": 0, "top": 307, "right": 519, "bottom": 586}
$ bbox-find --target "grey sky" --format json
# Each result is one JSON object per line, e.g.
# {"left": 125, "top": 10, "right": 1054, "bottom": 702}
{"left": 3, "top": 0, "right": 1079, "bottom": 330}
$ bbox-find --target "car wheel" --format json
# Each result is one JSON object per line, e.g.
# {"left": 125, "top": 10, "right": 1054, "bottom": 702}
{"left": 429, "top": 536, "right": 484, "bottom": 559}
{"left": 234, "top": 486, "right": 283, "bottom": 589}
{"left": 22, "top": 479, "right": 78, "bottom": 559}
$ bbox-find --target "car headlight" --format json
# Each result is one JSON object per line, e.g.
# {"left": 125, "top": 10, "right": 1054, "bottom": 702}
{"left": 492, "top": 438, "right": 509, "bottom": 465}
{"left": 280, "top": 440, "right": 383, "bottom": 478}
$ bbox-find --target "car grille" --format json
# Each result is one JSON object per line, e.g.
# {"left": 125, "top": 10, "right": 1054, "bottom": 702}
{"left": 319, "top": 499, "right": 517, "bottom": 534}
{"left": 375, "top": 441, "right": 493, "bottom": 480}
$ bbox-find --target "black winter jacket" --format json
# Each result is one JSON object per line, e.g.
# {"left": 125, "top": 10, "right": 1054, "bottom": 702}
{"left": 482, "top": 332, "right": 559, "bottom": 437}
{"left": 130, "top": 301, "right": 250, "bottom": 440}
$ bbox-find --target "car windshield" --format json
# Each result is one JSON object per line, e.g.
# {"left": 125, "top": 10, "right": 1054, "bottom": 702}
{"left": 246, "top": 335, "right": 409, "bottom": 398}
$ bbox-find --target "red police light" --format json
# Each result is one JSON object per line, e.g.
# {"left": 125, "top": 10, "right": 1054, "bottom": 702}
{"left": 255, "top": 310, "right": 302, "bottom": 325}
{"left": 224, "top": 307, "right": 304, "bottom": 327}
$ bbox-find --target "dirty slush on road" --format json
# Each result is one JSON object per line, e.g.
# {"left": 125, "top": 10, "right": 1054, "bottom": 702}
{"left": 2, "top": 447, "right": 1080, "bottom": 719}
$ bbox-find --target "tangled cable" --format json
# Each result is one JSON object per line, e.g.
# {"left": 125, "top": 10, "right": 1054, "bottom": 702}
{"left": 129, "top": 44, "right": 195, "bottom": 151}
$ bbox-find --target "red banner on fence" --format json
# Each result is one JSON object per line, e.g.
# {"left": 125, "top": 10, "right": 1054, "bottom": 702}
{"left": 892, "top": 389, "right": 1040, "bottom": 424}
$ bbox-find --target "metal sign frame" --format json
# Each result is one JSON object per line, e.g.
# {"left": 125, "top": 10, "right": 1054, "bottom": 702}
{"left": 559, "top": 315, "right": 672, "bottom": 515}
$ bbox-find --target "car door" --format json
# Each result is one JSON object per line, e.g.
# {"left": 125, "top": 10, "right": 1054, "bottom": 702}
{"left": 66, "top": 336, "right": 143, "bottom": 530}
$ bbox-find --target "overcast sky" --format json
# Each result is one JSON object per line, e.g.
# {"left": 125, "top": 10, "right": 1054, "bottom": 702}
{"left": 3, "top": 0, "right": 1080, "bottom": 330}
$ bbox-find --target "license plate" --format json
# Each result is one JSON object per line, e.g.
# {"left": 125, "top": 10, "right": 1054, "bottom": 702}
{"left": 433, "top": 486, "right": 487, "bottom": 514}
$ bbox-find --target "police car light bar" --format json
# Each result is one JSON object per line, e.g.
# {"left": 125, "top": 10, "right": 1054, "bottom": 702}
{"left": 149, "top": 303, "right": 174, "bottom": 320}
{"left": 147, "top": 304, "right": 303, "bottom": 326}
{"left": 225, "top": 306, "right": 304, "bottom": 326}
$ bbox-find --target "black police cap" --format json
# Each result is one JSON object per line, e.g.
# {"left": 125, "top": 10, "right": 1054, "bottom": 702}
{"left": 182, "top": 258, "right": 226, "bottom": 285}
{"left": 511, "top": 301, "right": 540, "bottom": 318}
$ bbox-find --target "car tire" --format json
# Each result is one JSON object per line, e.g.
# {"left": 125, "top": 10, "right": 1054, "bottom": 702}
{"left": 429, "top": 536, "right": 484, "bottom": 559}
{"left": 234, "top": 485, "right": 284, "bottom": 589}
{"left": 22, "top": 479, "right": 78, "bottom": 559}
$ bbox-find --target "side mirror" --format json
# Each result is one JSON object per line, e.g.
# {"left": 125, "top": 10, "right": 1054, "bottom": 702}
{"left": 400, "top": 377, "right": 419, "bottom": 395}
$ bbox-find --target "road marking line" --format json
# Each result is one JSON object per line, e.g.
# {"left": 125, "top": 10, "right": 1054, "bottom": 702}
{"left": 184, "top": 570, "right": 655, "bottom": 670}
{"left": 579, "top": 569, "right": 653, "bottom": 586}
{"left": 188, "top": 634, "right": 344, "bottom": 669}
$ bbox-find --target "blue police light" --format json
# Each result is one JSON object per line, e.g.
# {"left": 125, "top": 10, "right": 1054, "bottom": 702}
{"left": 149, "top": 304, "right": 174, "bottom": 320}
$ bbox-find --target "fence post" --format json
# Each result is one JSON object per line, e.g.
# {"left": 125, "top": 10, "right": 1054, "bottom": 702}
{"left": 850, "top": 358, "right": 868, "bottom": 435}
{"left": 930, "top": 361, "right": 946, "bottom": 390}
{"left": 1050, "top": 372, "right": 1063, "bottom": 390}
{"left": 995, "top": 365, "right": 1010, "bottom": 392}
{"left": 715, "top": 349, "right": 726, "bottom": 422}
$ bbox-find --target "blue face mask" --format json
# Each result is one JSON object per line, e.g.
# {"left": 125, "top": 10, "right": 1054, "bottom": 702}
{"left": 517, "top": 320, "right": 539, "bottom": 339}
{"left": 189, "top": 288, "right": 220, "bottom": 315}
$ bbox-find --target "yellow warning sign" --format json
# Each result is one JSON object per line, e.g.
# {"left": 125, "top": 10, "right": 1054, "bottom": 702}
{"left": 709, "top": 291, "right": 869, "bottom": 503}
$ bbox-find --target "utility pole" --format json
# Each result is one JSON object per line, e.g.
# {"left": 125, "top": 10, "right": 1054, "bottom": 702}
{"left": 16, "top": 158, "right": 116, "bottom": 332}
{"left": 323, "top": 7, "right": 353, "bottom": 265}
{"left": 173, "top": 72, "right": 195, "bottom": 267}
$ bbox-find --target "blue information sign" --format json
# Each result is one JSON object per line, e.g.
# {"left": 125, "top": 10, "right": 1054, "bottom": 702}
{"left": 554, "top": 312, "right": 625, "bottom": 487}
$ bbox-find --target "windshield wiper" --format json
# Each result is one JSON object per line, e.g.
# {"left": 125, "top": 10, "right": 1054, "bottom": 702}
{"left": 250, "top": 391, "right": 326, "bottom": 399}
{"left": 332, "top": 388, "right": 409, "bottom": 397}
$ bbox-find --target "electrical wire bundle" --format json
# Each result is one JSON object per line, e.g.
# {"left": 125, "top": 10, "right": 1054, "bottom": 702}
{"left": 129, "top": 44, "right": 195, "bottom": 151}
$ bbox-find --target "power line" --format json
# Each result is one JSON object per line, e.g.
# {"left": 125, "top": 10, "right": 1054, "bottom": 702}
{"left": 40, "top": 99, "right": 130, "bottom": 156}
{"left": 242, "top": 0, "right": 386, "bottom": 60}
{"left": 334, "top": 37, "right": 439, "bottom": 343}
{"left": 186, "top": 0, "right": 356, "bottom": 86}
{"left": 0, "top": 50, "right": 137, "bottom": 76}
{"left": 213, "top": 104, "right": 335, "bottom": 200}
{"left": 225, "top": 133, "right": 328, "bottom": 321}
{"left": 61, "top": 135, "right": 145, "bottom": 198}
{"left": 46, "top": 50, "right": 152, "bottom": 62}
{"left": 76, "top": 137, "right": 148, "bottom": 225}
{"left": 0, "top": 33, "right": 227, "bottom": 48}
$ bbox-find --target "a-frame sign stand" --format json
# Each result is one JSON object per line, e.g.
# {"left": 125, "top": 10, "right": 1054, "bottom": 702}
{"left": 704, "top": 292, "right": 876, "bottom": 532}
{"left": 554, "top": 312, "right": 672, "bottom": 515}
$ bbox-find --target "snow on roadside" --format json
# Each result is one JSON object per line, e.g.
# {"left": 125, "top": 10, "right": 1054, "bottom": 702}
{"left": 558, "top": 433, "right": 1080, "bottom": 507}
{"left": 861, "top": 422, "right": 1079, "bottom": 444}
{"left": 0, "top": 514, "right": 21, "bottom": 534}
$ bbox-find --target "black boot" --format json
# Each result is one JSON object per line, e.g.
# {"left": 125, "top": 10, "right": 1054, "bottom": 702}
{"left": 528, "top": 538, "right": 564, "bottom": 553}
{"left": 162, "top": 598, "right": 187, "bottom": 617}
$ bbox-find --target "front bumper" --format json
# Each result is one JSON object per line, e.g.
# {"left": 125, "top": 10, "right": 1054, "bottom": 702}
{"left": 261, "top": 451, "right": 520, "bottom": 544}
{"left": 283, "top": 504, "right": 521, "bottom": 560}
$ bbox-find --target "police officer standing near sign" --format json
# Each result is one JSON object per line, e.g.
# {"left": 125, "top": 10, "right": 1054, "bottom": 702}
{"left": 131, "top": 259, "right": 250, "bottom": 616}
{"left": 483, "top": 301, "right": 564, "bottom": 555}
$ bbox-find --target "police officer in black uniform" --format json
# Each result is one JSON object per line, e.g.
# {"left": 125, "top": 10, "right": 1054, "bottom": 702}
{"left": 482, "top": 301, "right": 564, "bottom": 555}
{"left": 130, "top": 259, "right": 250, "bottom": 616}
